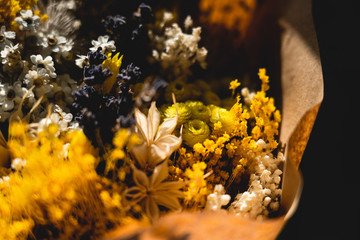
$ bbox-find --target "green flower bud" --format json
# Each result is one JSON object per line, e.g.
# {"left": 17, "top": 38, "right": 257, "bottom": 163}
{"left": 209, "top": 105, "right": 235, "bottom": 133}
{"left": 185, "top": 101, "right": 210, "bottom": 122}
{"left": 164, "top": 102, "right": 191, "bottom": 126}
{"left": 165, "top": 80, "right": 191, "bottom": 102}
{"left": 183, "top": 120, "right": 210, "bottom": 147}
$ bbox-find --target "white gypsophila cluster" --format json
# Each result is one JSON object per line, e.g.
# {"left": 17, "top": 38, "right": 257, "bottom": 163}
{"left": 150, "top": 12, "right": 207, "bottom": 82}
{"left": 205, "top": 184, "right": 231, "bottom": 211}
{"left": 241, "top": 87, "right": 256, "bottom": 106}
{"left": 229, "top": 139, "right": 284, "bottom": 220}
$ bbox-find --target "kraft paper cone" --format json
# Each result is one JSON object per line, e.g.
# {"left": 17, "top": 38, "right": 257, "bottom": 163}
{"left": 103, "top": 0, "right": 324, "bottom": 239}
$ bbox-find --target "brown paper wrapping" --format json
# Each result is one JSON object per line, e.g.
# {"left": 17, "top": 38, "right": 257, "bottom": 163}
{"left": 103, "top": 0, "right": 323, "bottom": 239}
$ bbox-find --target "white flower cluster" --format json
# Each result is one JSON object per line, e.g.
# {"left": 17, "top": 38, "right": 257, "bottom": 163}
{"left": 241, "top": 87, "right": 256, "bottom": 106}
{"left": 205, "top": 184, "right": 231, "bottom": 211}
{"left": 0, "top": 4, "right": 80, "bottom": 123}
{"left": 229, "top": 139, "right": 284, "bottom": 220}
{"left": 150, "top": 12, "right": 208, "bottom": 82}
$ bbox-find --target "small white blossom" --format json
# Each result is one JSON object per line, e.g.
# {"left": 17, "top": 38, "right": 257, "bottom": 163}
{"left": 0, "top": 81, "right": 29, "bottom": 122}
{"left": 184, "top": 16, "right": 193, "bottom": 31}
{"left": 37, "top": 105, "right": 74, "bottom": 136}
{"left": 0, "top": 26, "right": 16, "bottom": 49}
{"left": 205, "top": 184, "right": 231, "bottom": 211}
{"left": 37, "top": 31, "right": 70, "bottom": 55}
{"left": 0, "top": 176, "right": 10, "bottom": 186}
{"left": 241, "top": 87, "right": 256, "bottom": 106}
{"left": 30, "top": 54, "right": 57, "bottom": 78}
{"left": 0, "top": 43, "right": 26, "bottom": 74}
{"left": 75, "top": 55, "right": 88, "bottom": 68}
{"left": 1, "top": 43, "right": 20, "bottom": 64}
{"left": 90, "top": 35, "right": 116, "bottom": 53}
{"left": 15, "top": 10, "right": 41, "bottom": 31}
{"left": 11, "top": 158, "right": 26, "bottom": 171}
{"left": 24, "top": 69, "right": 52, "bottom": 97}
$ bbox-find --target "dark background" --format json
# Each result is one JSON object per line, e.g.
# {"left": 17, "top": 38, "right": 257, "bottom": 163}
{"left": 278, "top": 0, "right": 360, "bottom": 239}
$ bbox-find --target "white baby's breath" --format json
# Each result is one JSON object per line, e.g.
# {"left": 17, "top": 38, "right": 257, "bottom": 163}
{"left": 150, "top": 13, "right": 207, "bottom": 82}
{"left": 205, "top": 184, "right": 231, "bottom": 211}
{"left": 229, "top": 150, "right": 284, "bottom": 219}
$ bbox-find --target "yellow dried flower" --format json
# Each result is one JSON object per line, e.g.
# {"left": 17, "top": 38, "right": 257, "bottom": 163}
{"left": 107, "top": 128, "right": 142, "bottom": 175}
{"left": 258, "top": 68, "right": 270, "bottom": 92}
{"left": 199, "top": 0, "right": 257, "bottom": 39}
{"left": 182, "top": 119, "right": 210, "bottom": 147}
{"left": 0, "top": 123, "right": 120, "bottom": 239}
{"left": 163, "top": 102, "right": 191, "bottom": 126}
{"left": 185, "top": 101, "right": 210, "bottom": 122}
{"left": 193, "top": 143, "right": 206, "bottom": 155}
{"left": 184, "top": 162, "right": 209, "bottom": 208}
{"left": 209, "top": 105, "right": 235, "bottom": 134}
{"left": 229, "top": 79, "right": 241, "bottom": 96}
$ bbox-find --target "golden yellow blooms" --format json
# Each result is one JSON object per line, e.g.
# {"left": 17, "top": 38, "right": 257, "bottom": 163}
{"left": 199, "top": 0, "right": 257, "bottom": 38}
{"left": 184, "top": 162, "right": 209, "bottom": 208}
{"left": 229, "top": 79, "right": 241, "bottom": 96}
{"left": 106, "top": 128, "right": 141, "bottom": 175}
{"left": 170, "top": 68, "right": 281, "bottom": 193}
{"left": 0, "top": 123, "right": 127, "bottom": 239}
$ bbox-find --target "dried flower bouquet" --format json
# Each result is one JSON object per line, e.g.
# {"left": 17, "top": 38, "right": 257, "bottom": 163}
{"left": 0, "top": 0, "right": 323, "bottom": 239}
